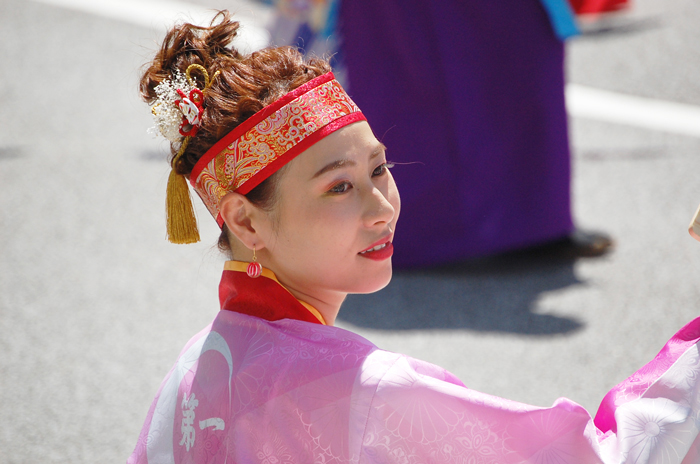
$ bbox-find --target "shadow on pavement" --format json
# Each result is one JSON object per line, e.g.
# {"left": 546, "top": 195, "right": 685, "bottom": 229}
{"left": 0, "top": 146, "right": 25, "bottom": 160}
{"left": 578, "top": 16, "right": 663, "bottom": 38}
{"left": 338, "top": 247, "right": 584, "bottom": 335}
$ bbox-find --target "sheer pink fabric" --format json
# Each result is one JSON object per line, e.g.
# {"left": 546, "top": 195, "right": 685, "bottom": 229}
{"left": 129, "top": 311, "right": 700, "bottom": 463}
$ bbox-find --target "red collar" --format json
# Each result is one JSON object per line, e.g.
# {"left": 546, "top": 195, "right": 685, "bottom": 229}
{"left": 218, "top": 261, "right": 326, "bottom": 325}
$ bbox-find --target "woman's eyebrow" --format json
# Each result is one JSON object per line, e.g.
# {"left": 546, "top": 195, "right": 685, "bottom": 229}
{"left": 312, "top": 159, "right": 357, "bottom": 179}
{"left": 312, "top": 143, "right": 387, "bottom": 179}
{"left": 370, "top": 142, "right": 387, "bottom": 160}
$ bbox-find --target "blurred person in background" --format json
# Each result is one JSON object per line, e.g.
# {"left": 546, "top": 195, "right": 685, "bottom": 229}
{"left": 266, "top": 0, "right": 622, "bottom": 268}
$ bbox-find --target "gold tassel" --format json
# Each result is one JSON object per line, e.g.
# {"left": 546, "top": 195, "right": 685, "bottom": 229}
{"left": 162, "top": 64, "right": 221, "bottom": 244}
{"left": 166, "top": 139, "right": 200, "bottom": 244}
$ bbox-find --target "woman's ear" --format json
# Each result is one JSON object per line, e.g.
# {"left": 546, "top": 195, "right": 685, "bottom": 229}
{"left": 218, "top": 192, "right": 268, "bottom": 251}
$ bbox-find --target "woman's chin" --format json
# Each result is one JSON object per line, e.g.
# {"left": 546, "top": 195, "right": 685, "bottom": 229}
{"left": 352, "top": 264, "right": 393, "bottom": 294}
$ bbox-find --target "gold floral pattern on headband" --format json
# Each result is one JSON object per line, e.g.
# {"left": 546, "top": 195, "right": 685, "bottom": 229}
{"left": 193, "top": 78, "right": 363, "bottom": 222}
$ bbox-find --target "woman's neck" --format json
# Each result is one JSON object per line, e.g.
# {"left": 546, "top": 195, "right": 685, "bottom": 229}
{"left": 230, "top": 251, "right": 346, "bottom": 325}
{"left": 274, "top": 279, "right": 345, "bottom": 326}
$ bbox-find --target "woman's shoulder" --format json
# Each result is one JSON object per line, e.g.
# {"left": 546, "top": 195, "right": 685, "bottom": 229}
{"left": 190, "top": 310, "right": 379, "bottom": 376}
{"left": 211, "top": 310, "right": 378, "bottom": 349}
{"left": 178, "top": 311, "right": 468, "bottom": 388}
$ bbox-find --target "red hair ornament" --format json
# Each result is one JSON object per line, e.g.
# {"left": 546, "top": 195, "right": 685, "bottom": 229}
{"left": 176, "top": 88, "right": 204, "bottom": 137}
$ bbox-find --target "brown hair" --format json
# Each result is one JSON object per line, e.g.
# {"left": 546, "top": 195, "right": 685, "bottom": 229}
{"left": 140, "top": 10, "right": 331, "bottom": 253}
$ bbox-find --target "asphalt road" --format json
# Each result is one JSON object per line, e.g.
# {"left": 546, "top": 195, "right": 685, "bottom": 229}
{"left": 1, "top": 0, "right": 700, "bottom": 462}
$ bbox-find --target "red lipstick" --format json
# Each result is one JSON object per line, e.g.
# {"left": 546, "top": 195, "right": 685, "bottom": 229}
{"left": 358, "top": 240, "right": 394, "bottom": 261}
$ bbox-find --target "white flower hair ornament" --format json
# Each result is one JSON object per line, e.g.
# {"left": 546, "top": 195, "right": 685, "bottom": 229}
{"left": 149, "top": 63, "right": 220, "bottom": 244}
{"left": 150, "top": 64, "right": 215, "bottom": 142}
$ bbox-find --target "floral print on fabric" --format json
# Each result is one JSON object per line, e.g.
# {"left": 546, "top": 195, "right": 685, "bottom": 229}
{"left": 617, "top": 398, "right": 696, "bottom": 463}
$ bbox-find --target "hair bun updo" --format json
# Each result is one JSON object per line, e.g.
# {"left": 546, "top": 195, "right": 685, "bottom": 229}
{"left": 140, "top": 10, "right": 331, "bottom": 178}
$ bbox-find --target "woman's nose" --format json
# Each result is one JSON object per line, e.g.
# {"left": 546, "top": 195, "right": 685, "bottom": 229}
{"left": 362, "top": 185, "right": 396, "bottom": 227}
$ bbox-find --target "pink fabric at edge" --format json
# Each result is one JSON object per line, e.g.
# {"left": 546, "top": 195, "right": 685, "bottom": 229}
{"left": 594, "top": 316, "right": 700, "bottom": 433}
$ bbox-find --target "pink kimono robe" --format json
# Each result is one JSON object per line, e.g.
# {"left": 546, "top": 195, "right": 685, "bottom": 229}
{"left": 129, "top": 262, "right": 700, "bottom": 463}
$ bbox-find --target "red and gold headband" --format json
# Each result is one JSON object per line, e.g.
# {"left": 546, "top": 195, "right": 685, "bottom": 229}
{"left": 190, "top": 72, "right": 366, "bottom": 227}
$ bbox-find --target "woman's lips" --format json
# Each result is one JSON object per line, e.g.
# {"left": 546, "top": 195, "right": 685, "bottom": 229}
{"left": 358, "top": 241, "right": 394, "bottom": 260}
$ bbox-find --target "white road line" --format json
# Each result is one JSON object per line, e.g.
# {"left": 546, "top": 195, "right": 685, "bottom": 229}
{"left": 30, "top": 0, "right": 700, "bottom": 139}
{"left": 566, "top": 84, "right": 700, "bottom": 138}
{"left": 31, "top": 0, "right": 272, "bottom": 54}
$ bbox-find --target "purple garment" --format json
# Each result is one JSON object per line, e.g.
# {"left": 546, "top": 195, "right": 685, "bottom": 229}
{"left": 339, "top": 0, "right": 574, "bottom": 268}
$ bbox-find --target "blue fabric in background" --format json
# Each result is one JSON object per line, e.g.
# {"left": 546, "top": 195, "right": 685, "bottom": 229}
{"left": 538, "top": 0, "right": 581, "bottom": 39}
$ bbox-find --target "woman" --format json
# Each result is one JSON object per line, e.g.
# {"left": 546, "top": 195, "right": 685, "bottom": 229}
{"left": 130, "top": 12, "right": 700, "bottom": 463}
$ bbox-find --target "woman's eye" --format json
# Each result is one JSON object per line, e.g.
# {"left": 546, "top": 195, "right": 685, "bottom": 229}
{"left": 372, "top": 162, "right": 394, "bottom": 177}
{"left": 329, "top": 181, "right": 352, "bottom": 194}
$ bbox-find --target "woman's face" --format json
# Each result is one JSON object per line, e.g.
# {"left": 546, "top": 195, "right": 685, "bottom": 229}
{"left": 259, "top": 121, "right": 400, "bottom": 302}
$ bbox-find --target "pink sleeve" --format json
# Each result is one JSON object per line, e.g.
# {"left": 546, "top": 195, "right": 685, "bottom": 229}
{"left": 594, "top": 317, "right": 700, "bottom": 433}
{"left": 361, "top": 318, "right": 700, "bottom": 464}
{"left": 361, "top": 353, "right": 603, "bottom": 463}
